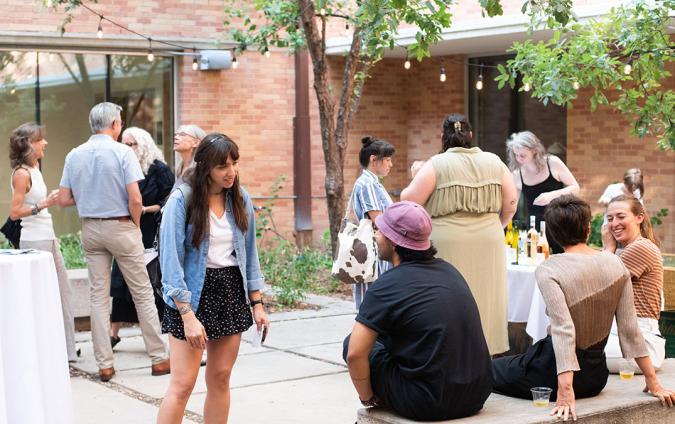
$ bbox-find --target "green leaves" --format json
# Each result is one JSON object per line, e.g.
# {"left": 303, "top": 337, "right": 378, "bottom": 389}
{"left": 498, "top": 0, "right": 674, "bottom": 149}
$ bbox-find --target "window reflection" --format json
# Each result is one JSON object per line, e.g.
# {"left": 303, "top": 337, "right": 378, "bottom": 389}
{"left": 0, "top": 51, "right": 174, "bottom": 240}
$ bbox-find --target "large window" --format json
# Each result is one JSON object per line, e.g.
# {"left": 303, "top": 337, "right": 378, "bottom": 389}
{"left": 0, "top": 51, "right": 173, "bottom": 237}
{"left": 468, "top": 55, "right": 567, "bottom": 163}
{"left": 468, "top": 55, "right": 567, "bottom": 223}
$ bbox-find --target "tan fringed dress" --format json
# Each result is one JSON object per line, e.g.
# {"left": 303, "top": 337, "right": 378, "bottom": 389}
{"left": 425, "top": 147, "right": 508, "bottom": 355}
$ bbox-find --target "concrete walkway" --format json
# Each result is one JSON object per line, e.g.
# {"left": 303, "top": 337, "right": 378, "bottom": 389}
{"left": 70, "top": 294, "right": 360, "bottom": 424}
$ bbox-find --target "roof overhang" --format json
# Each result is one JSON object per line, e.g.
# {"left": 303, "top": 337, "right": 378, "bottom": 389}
{"left": 326, "top": 3, "right": 673, "bottom": 58}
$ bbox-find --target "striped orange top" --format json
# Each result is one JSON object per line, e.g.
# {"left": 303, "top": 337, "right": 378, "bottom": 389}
{"left": 619, "top": 237, "right": 664, "bottom": 320}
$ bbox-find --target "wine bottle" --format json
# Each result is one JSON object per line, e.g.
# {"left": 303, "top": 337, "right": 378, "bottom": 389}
{"left": 538, "top": 221, "right": 550, "bottom": 259}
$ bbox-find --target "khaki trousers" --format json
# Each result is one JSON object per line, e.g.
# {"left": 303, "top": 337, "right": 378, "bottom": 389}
{"left": 20, "top": 238, "right": 78, "bottom": 361}
{"left": 81, "top": 219, "right": 167, "bottom": 369}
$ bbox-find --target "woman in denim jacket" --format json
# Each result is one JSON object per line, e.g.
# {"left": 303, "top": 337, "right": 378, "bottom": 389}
{"left": 157, "top": 133, "right": 269, "bottom": 423}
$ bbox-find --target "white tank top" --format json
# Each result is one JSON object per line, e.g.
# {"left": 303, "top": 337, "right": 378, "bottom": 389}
{"left": 206, "top": 210, "right": 237, "bottom": 268}
{"left": 11, "top": 166, "right": 56, "bottom": 241}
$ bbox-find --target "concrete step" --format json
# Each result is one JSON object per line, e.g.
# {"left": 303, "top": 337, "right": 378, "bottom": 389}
{"left": 358, "top": 359, "right": 675, "bottom": 423}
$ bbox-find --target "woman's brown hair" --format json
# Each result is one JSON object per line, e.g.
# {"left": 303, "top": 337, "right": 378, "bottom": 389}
{"left": 9, "top": 122, "right": 44, "bottom": 168}
{"left": 185, "top": 133, "right": 248, "bottom": 248}
{"left": 608, "top": 194, "right": 660, "bottom": 247}
{"left": 441, "top": 113, "right": 472, "bottom": 151}
{"left": 543, "top": 195, "right": 592, "bottom": 248}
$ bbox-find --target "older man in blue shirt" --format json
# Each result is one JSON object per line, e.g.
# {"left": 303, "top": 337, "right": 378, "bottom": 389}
{"left": 59, "top": 102, "right": 169, "bottom": 381}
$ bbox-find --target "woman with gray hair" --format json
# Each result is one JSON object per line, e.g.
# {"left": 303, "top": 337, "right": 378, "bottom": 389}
{"left": 109, "top": 127, "right": 174, "bottom": 348}
{"left": 173, "top": 124, "right": 206, "bottom": 189}
{"left": 506, "top": 131, "right": 579, "bottom": 253}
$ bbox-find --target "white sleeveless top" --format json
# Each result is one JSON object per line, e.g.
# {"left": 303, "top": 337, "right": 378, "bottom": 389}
{"left": 206, "top": 210, "right": 237, "bottom": 268}
{"left": 11, "top": 166, "right": 56, "bottom": 241}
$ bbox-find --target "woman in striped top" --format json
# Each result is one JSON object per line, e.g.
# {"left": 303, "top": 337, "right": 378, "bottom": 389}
{"left": 351, "top": 136, "right": 395, "bottom": 309}
{"left": 602, "top": 194, "right": 666, "bottom": 373}
{"left": 493, "top": 196, "right": 674, "bottom": 421}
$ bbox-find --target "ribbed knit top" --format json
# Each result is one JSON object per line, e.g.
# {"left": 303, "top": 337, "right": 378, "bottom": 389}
{"left": 535, "top": 251, "right": 648, "bottom": 374}
{"left": 619, "top": 237, "right": 663, "bottom": 320}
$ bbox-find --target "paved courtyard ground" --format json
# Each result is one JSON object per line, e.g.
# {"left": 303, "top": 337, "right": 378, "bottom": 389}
{"left": 70, "top": 294, "right": 361, "bottom": 424}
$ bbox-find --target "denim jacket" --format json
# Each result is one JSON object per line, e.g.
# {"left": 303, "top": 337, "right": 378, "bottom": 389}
{"left": 159, "top": 184, "right": 265, "bottom": 311}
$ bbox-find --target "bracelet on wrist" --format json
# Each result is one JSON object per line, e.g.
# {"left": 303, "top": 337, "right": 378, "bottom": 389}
{"left": 178, "top": 304, "right": 192, "bottom": 315}
{"left": 360, "top": 395, "right": 382, "bottom": 408}
{"left": 250, "top": 298, "right": 264, "bottom": 308}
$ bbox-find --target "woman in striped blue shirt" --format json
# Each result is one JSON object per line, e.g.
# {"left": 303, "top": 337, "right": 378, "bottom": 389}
{"left": 351, "top": 136, "right": 395, "bottom": 309}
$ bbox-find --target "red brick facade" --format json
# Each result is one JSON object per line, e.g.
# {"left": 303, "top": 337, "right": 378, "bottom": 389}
{"left": 0, "top": 0, "right": 672, "bottom": 251}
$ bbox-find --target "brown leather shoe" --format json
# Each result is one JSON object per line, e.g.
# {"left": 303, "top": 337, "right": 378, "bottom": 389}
{"left": 151, "top": 359, "right": 170, "bottom": 376}
{"left": 99, "top": 367, "right": 115, "bottom": 382}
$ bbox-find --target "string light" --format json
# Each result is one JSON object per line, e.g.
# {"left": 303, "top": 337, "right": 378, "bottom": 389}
{"left": 573, "top": 80, "right": 580, "bottom": 90}
{"left": 319, "top": 8, "right": 326, "bottom": 17}
{"left": 264, "top": 48, "right": 271, "bottom": 58}
{"left": 523, "top": 82, "right": 531, "bottom": 92}
{"left": 344, "top": 23, "right": 350, "bottom": 36}
{"left": 404, "top": 55, "right": 411, "bottom": 70}
{"left": 475, "top": 64, "right": 484, "bottom": 90}
{"left": 192, "top": 57, "right": 199, "bottom": 71}
{"left": 439, "top": 66, "right": 446, "bottom": 82}
{"left": 97, "top": 17, "right": 103, "bottom": 39}
{"left": 147, "top": 39, "right": 154, "bottom": 62}
{"left": 624, "top": 59, "right": 633, "bottom": 75}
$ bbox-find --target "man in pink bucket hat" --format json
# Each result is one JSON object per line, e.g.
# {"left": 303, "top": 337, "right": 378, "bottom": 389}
{"left": 343, "top": 201, "right": 493, "bottom": 421}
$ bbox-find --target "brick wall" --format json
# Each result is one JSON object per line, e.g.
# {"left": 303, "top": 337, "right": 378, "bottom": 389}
{"left": 567, "top": 84, "right": 675, "bottom": 253}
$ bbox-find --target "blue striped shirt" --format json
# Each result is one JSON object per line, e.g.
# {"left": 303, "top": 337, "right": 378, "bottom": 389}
{"left": 351, "top": 169, "right": 393, "bottom": 309}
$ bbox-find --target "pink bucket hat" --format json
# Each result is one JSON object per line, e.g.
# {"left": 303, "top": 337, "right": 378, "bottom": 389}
{"left": 375, "top": 201, "right": 432, "bottom": 251}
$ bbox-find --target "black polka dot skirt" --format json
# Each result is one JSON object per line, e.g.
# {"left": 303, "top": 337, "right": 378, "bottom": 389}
{"left": 162, "top": 267, "right": 253, "bottom": 341}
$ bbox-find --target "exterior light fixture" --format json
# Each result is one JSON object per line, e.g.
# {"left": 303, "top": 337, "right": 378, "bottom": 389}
{"left": 440, "top": 66, "right": 446, "bottom": 82}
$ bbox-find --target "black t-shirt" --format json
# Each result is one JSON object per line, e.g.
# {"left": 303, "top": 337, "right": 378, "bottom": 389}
{"left": 357, "top": 258, "right": 492, "bottom": 404}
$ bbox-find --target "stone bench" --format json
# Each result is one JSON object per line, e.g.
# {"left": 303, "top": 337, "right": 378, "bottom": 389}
{"left": 358, "top": 359, "right": 675, "bottom": 423}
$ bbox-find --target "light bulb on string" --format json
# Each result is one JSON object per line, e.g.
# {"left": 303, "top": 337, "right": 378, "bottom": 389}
{"left": 624, "top": 59, "right": 633, "bottom": 75}
{"left": 319, "top": 8, "right": 326, "bottom": 17}
{"left": 572, "top": 80, "right": 580, "bottom": 90}
{"left": 264, "top": 48, "right": 271, "bottom": 59}
{"left": 440, "top": 66, "right": 446, "bottom": 82}
{"left": 147, "top": 39, "right": 154, "bottom": 62}
{"left": 475, "top": 64, "right": 484, "bottom": 90}
{"left": 232, "top": 55, "right": 239, "bottom": 69}
{"left": 404, "top": 57, "right": 411, "bottom": 70}
{"left": 192, "top": 56, "right": 199, "bottom": 71}
{"left": 523, "top": 82, "right": 531, "bottom": 92}
{"left": 344, "top": 23, "right": 351, "bottom": 37}
{"left": 97, "top": 17, "right": 103, "bottom": 39}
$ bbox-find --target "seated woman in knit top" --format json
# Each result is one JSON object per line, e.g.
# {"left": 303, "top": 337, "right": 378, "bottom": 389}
{"left": 492, "top": 195, "right": 674, "bottom": 421}
{"left": 602, "top": 194, "right": 665, "bottom": 373}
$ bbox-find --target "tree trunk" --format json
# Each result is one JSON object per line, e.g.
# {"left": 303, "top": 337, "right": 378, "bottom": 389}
{"left": 298, "top": 0, "right": 367, "bottom": 255}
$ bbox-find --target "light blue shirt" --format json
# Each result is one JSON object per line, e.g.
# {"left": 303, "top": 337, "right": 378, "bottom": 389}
{"left": 60, "top": 134, "right": 144, "bottom": 218}
{"left": 352, "top": 169, "right": 393, "bottom": 278}
{"left": 159, "top": 184, "right": 265, "bottom": 311}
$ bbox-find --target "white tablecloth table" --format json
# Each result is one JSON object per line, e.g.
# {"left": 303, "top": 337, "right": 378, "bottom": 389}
{"left": 0, "top": 250, "right": 73, "bottom": 424}
{"left": 506, "top": 263, "right": 550, "bottom": 343}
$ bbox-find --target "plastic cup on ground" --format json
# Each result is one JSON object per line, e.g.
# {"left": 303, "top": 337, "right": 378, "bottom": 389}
{"left": 619, "top": 369, "right": 635, "bottom": 380}
{"left": 531, "top": 387, "right": 552, "bottom": 407}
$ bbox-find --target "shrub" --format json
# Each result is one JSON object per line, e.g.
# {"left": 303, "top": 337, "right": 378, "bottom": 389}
{"left": 59, "top": 233, "right": 87, "bottom": 269}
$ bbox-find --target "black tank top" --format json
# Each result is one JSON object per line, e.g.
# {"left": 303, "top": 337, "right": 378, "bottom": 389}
{"left": 520, "top": 157, "right": 564, "bottom": 231}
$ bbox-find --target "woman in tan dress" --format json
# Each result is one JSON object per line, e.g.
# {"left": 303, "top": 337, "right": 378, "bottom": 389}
{"left": 401, "top": 114, "right": 517, "bottom": 355}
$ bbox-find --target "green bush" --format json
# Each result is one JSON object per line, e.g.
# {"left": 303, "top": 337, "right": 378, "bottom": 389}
{"left": 259, "top": 237, "right": 332, "bottom": 307}
{"left": 59, "top": 233, "right": 87, "bottom": 269}
{"left": 588, "top": 213, "right": 604, "bottom": 247}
